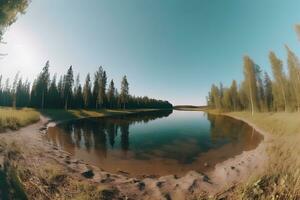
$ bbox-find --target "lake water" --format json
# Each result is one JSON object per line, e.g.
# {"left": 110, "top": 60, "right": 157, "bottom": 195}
{"left": 46, "top": 110, "right": 263, "bottom": 177}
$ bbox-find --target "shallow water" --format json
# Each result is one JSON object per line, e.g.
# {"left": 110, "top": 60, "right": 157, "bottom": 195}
{"left": 46, "top": 110, "right": 263, "bottom": 177}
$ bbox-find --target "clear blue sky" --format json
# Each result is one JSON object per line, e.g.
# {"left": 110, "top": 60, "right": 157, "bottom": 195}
{"left": 1, "top": 0, "right": 300, "bottom": 105}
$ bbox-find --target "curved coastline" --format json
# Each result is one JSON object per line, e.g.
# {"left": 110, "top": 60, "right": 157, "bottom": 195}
{"left": 0, "top": 109, "right": 271, "bottom": 199}
{"left": 43, "top": 110, "right": 270, "bottom": 198}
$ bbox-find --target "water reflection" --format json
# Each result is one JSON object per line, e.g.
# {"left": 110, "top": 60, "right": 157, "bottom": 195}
{"left": 46, "top": 110, "right": 263, "bottom": 176}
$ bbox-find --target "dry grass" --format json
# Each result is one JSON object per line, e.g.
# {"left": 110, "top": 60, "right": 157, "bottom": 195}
{"left": 224, "top": 112, "right": 300, "bottom": 199}
{"left": 0, "top": 107, "right": 40, "bottom": 131}
{"left": 0, "top": 140, "right": 120, "bottom": 200}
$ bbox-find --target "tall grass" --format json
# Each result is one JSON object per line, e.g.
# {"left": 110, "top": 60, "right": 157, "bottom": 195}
{"left": 0, "top": 107, "right": 40, "bottom": 131}
{"left": 226, "top": 112, "right": 300, "bottom": 199}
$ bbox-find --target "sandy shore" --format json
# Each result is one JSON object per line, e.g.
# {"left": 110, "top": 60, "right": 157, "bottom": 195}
{"left": 0, "top": 112, "right": 272, "bottom": 199}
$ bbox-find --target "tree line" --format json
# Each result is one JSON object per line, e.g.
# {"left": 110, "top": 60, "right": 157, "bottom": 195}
{"left": 207, "top": 25, "right": 300, "bottom": 115}
{"left": 0, "top": 63, "right": 172, "bottom": 110}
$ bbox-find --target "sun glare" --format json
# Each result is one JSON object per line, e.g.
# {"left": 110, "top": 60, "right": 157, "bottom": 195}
{"left": 13, "top": 43, "right": 36, "bottom": 66}
{"left": 0, "top": 25, "right": 40, "bottom": 79}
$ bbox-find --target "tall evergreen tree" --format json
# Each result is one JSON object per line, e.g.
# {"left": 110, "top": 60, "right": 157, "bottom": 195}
{"left": 48, "top": 74, "right": 59, "bottom": 108}
{"left": 83, "top": 73, "right": 92, "bottom": 108}
{"left": 37, "top": 61, "right": 50, "bottom": 109}
{"left": 120, "top": 76, "right": 129, "bottom": 109}
{"left": 107, "top": 79, "right": 116, "bottom": 108}
{"left": 93, "top": 68, "right": 100, "bottom": 109}
{"left": 98, "top": 69, "right": 107, "bottom": 108}
{"left": 74, "top": 74, "right": 83, "bottom": 108}
{"left": 63, "top": 66, "right": 74, "bottom": 110}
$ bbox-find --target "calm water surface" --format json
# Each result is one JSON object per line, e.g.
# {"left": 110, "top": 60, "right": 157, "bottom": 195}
{"left": 46, "top": 110, "right": 263, "bottom": 176}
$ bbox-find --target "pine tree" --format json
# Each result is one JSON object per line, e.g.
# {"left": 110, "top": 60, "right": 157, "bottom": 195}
{"left": 74, "top": 74, "right": 83, "bottom": 108}
{"left": 63, "top": 66, "right": 74, "bottom": 110}
{"left": 107, "top": 79, "right": 116, "bottom": 108}
{"left": 36, "top": 61, "right": 50, "bottom": 109}
{"left": 48, "top": 74, "right": 59, "bottom": 108}
{"left": 57, "top": 76, "right": 64, "bottom": 108}
{"left": 93, "top": 68, "right": 100, "bottom": 109}
{"left": 120, "top": 76, "right": 129, "bottom": 109}
{"left": 98, "top": 67, "right": 107, "bottom": 108}
{"left": 83, "top": 73, "right": 92, "bottom": 108}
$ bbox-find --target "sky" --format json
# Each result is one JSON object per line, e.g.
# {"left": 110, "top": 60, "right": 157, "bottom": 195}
{"left": 1, "top": 0, "right": 300, "bottom": 105}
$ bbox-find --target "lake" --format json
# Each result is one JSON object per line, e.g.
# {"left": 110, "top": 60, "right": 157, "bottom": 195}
{"left": 46, "top": 110, "right": 263, "bottom": 177}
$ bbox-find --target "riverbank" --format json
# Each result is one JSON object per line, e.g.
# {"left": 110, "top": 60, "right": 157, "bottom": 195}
{"left": 41, "top": 108, "right": 167, "bottom": 122}
{"left": 0, "top": 108, "right": 173, "bottom": 199}
{"left": 1, "top": 108, "right": 298, "bottom": 199}
{"left": 174, "top": 109, "right": 300, "bottom": 199}
{"left": 222, "top": 112, "right": 300, "bottom": 199}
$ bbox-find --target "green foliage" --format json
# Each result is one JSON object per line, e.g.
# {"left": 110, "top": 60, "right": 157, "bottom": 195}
{"left": 0, "top": 0, "right": 29, "bottom": 41}
{"left": 0, "top": 66, "right": 172, "bottom": 110}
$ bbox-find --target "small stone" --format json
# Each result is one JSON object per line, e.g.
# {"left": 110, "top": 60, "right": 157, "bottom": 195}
{"left": 65, "top": 160, "right": 71, "bottom": 164}
{"left": 137, "top": 182, "right": 145, "bottom": 191}
{"left": 164, "top": 193, "right": 172, "bottom": 200}
{"left": 118, "top": 170, "right": 129, "bottom": 175}
{"left": 82, "top": 170, "right": 94, "bottom": 178}
{"left": 204, "top": 162, "right": 209, "bottom": 167}
{"left": 100, "top": 189, "right": 117, "bottom": 200}
{"left": 156, "top": 181, "right": 164, "bottom": 188}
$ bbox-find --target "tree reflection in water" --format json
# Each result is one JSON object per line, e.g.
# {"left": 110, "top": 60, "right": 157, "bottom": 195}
{"left": 46, "top": 110, "right": 263, "bottom": 176}
{"left": 48, "top": 110, "right": 173, "bottom": 159}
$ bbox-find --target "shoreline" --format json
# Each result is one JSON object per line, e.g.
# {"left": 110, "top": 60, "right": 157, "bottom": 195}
{"left": 206, "top": 112, "right": 272, "bottom": 195}
{"left": 45, "top": 108, "right": 173, "bottom": 127}
{"left": 0, "top": 109, "right": 271, "bottom": 199}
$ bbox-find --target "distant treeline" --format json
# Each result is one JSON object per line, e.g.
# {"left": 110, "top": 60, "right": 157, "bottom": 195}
{"left": 207, "top": 25, "right": 300, "bottom": 114}
{"left": 0, "top": 63, "right": 172, "bottom": 110}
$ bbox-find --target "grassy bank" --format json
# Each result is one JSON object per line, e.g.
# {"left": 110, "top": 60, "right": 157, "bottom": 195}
{"left": 0, "top": 107, "right": 166, "bottom": 131}
{"left": 41, "top": 108, "right": 164, "bottom": 122}
{"left": 221, "top": 112, "right": 300, "bottom": 199}
{"left": 0, "top": 108, "right": 40, "bottom": 131}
